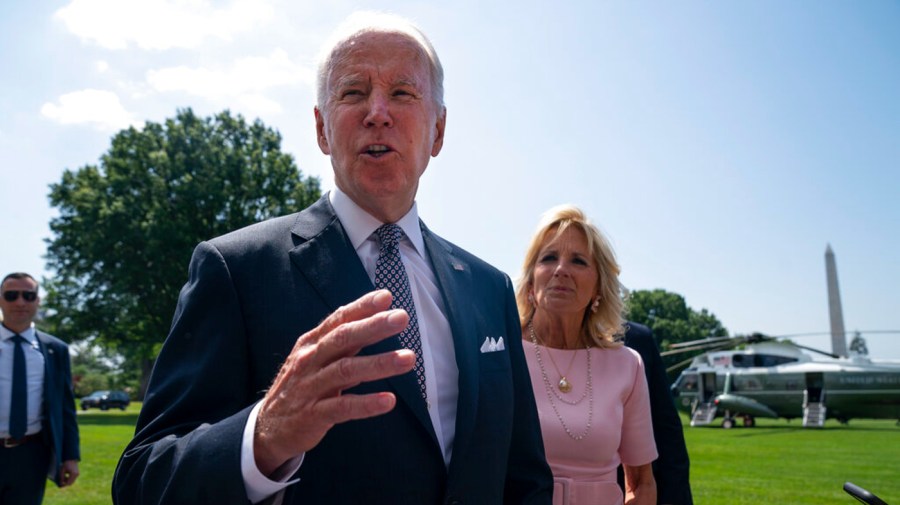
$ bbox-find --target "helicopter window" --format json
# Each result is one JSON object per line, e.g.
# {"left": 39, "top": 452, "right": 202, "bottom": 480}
{"left": 754, "top": 354, "right": 797, "bottom": 367}
{"left": 732, "top": 354, "right": 751, "bottom": 368}
{"left": 733, "top": 353, "right": 798, "bottom": 367}
{"left": 679, "top": 374, "right": 698, "bottom": 391}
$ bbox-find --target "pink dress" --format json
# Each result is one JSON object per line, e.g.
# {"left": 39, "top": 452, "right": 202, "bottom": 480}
{"left": 524, "top": 343, "right": 658, "bottom": 505}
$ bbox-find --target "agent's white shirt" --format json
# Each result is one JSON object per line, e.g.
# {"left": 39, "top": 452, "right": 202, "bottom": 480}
{"left": 0, "top": 323, "right": 45, "bottom": 438}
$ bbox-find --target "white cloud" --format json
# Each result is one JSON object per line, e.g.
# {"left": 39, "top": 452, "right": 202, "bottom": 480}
{"left": 41, "top": 89, "right": 138, "bottom": 131}
{"left": 95, "top": 60, "right": 109, "bottom": 72}
{"left": 55, "top": 0, "right": 275, "bottom": 50}
{"left": 146, "top": 48, "right": 312, "bottom": 112}
{"left": 235, "top": 94, "right": 284, "bottom": 115}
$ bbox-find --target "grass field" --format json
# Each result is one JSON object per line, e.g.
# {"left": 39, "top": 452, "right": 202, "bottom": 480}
{"left": 44, "top": 403, "right": 140, "bottom": 505}
{"left": 685, "top": 416, "right": 899, "bottom": 504}
{"left": 44, "top": 407, "right": 899, "bottom": 504}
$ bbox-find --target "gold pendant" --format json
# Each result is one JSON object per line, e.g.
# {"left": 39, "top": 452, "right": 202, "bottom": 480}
{"left": 558, "top": 377, "right": 572, "bottom": 393}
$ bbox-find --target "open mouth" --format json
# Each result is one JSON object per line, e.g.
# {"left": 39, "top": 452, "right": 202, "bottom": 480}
{"left": 364, "top": 144, "right": 392, "bottom": 158}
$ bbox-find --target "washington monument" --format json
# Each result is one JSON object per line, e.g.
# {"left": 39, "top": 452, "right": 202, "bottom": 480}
{"left": 825, "top": 244, "right": 848, "bottom": 357}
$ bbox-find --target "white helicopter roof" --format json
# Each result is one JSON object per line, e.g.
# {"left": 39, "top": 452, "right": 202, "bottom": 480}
{"left": 689, "top": 341, "right": 900, "bottom": 372}
{"left": 692, "top": 341, "right": 810, "bottom": 368}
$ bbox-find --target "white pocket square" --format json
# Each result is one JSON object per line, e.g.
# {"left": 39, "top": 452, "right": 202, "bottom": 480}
{"left": 480, "top": 336, "right": 505, "bottom": 353}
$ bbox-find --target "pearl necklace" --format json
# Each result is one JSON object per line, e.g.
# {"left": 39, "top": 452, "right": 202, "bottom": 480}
{"left": 528, "top": 320, "right": 593, "bottom": 441}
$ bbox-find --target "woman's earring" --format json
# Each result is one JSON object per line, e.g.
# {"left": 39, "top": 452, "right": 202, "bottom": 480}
{"left": 591, "top": 296, "right": 600, "bottom": 313}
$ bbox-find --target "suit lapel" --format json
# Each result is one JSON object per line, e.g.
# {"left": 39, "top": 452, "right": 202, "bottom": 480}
{"left": 35, "top": 333, "right": 56, "bottom": 406}
{"left": 288, "top": 197, "right": 437, "bottom": 444}
{"left": 421, "top": 224, "right": 480, "bottom": 455}
{"left": 289, "top": 197, "right": 372, "bottom": 311}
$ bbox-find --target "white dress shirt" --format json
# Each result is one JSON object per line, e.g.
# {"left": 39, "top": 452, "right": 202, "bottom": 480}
{"left": 0, "top": 324, "right": 45, "bottom": 438}
{"left": 241, "top": 189, "right": 459, "bottom": 503}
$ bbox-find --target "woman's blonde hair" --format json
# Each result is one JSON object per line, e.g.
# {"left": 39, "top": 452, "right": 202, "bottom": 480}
{"left": 516, "top": 205, "right": 624, "bottom": 348}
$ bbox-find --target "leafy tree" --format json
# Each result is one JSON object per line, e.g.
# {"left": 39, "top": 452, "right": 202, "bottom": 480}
{"left": 626, "top": 288, "right": 728, "bottom": 377}
{"left": 44, "top": 108, "right": 321, "bottom": 398}
{"left": 67, "top": 337, "right": 130, "bottom": 397}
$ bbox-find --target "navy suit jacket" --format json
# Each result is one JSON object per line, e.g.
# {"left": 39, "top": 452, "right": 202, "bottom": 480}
{"left": 35, "top": 330, "right": 80, "bottom": 486}
{"left": 113, "top": 196, "right": 552, "bottom": 504}
{"left": 622, "top": 322, "right": 693, "bottom": 505}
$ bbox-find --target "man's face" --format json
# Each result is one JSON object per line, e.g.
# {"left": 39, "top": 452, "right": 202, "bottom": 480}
{"left": 0, "top": 277, "right": 40, "bottom": 332}
{"left": 315, "top": 32, "right": 446, "bottom": 222}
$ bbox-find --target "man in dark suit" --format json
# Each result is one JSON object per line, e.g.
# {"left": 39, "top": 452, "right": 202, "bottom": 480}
{"left": 0, "top": 272, "right": 80, "bottom": 505}
{"left": 622, "top": 322, "right": 693, "bottom": 505}
{"left": 113, "top": 12, "right": 552, "bottom": 505}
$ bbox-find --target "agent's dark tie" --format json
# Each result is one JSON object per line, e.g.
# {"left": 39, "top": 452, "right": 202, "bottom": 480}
{"left": 9, "top": 334, "right": 28, "bottom": 439}
{"left": 374, "top": 224, "right": 427, "bottom": 400}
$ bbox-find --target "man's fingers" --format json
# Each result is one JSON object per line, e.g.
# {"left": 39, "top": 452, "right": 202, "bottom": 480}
{"left": 296, "top": 304, "right": 410, "bottom": 372}
{"left": 314, "top": 392, "right": 399, "bottom": 425}
{"left": 315, "top": 349, "right": 416, "bottom": 397}
{"left": 308, "top": 289, "right": 395, "bottom": 341}
{"left": 321, "top": 307, "right": 409, "bottom": 355}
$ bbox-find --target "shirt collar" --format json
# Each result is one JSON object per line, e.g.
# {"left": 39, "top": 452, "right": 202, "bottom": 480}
{"left": 1, "top": 322, "right": 36, "bottom": 343}
{"left": 329, "top": 188, "right": 426, "bottom": 258}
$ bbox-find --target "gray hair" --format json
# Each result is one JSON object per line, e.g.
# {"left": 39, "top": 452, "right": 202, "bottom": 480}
{"left": 315, "top": 11, "right": 445, "bottom": 111}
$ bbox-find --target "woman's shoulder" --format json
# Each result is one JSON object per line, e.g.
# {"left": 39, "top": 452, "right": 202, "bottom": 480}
{"left": 592, "top": 344, "right": 643, "bottom": 366}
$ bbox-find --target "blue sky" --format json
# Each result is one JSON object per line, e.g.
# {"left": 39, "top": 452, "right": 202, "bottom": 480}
{"left": 1, "top": 1, "right": 898, "bottom": 357}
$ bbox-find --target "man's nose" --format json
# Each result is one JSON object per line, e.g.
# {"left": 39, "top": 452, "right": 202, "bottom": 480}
{"left": 364, "top": 93, "right": 392, "bottom": 127}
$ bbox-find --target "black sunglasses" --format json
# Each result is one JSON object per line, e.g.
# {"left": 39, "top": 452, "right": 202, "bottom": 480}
{"left": 2, "top": 291, "right": 38, "bottom": 302}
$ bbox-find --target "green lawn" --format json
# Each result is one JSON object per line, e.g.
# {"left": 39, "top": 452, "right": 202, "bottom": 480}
{"left": 44, "top": 407, "right": 899, "bottom": 504}
{"left": 686, "top": 415, "right": 900, "bottom": 505}
{"left": 44, "top": 403, "right": 140, "bottom": 505}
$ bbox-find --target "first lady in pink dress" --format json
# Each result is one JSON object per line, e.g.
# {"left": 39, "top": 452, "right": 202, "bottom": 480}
{"left": 518, "top": 205, "right": 657, "bottom": 505}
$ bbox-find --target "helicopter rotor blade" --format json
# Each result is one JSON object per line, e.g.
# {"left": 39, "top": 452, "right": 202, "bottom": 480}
{"left": 668, "top": 335, "right": 734, "bottom": 349}
{"left": 790, "top": 343, "right": 839, "bottom": 359}
{"left": 661, "top": 339, "right": 740, "bottom": 357}
{"left": 666, "top": 354, "right": 701, "bottom": 374}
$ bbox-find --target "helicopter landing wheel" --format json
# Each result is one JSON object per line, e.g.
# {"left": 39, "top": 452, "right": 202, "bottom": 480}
{"left": 722, "top": 417, "right": 735, "bottom": 429}
{"left": 742, "top": 415, "right": 755, "bottom": 427}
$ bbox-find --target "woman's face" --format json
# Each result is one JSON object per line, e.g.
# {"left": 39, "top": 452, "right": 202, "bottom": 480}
{"left": 531, "top": 226, "right": 599, "bottom": 318}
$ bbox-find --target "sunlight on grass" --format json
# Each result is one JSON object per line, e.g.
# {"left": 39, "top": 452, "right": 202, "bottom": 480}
{"left": 43, "top": 406, "right": 899, "bottom": 504}
{"left": 686, "top": 415, "right": 900, "bottom": 505}
{"left": 44, "top": 403, "right": 140, "bottom": 505}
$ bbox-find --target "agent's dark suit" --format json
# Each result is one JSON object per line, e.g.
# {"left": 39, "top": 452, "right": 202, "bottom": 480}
{"left": 0, "top": 330, "right": 80, "bottom": 503}
{"left": 35, "top": 331, "right": 81, "bottom": 488}
{"left": 113, "top": 196, "right": 552, "bottom": 504}
{"left": 620, "top": 322, "right": 693, "bottom": 505}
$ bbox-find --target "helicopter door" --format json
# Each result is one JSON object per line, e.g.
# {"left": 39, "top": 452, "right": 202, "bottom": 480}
{"left": 803, "top": 372, "right": 827, "bottom": 428}
{"left": 690, "top": 371, "right": 720, "bottom": 426}
{"left": 700, "top": 372, "right": 718, "bottom": 402}
{"left": 805, "top": 372, "right": 824, "bottom": 403}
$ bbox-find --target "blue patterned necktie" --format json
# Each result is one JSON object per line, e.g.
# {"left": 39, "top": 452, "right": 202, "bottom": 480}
{"left": 9, "top": 334, "right": 28, "bottom": 439}
{"left": 373, "top": 224, "right": 427, "bottom": 401}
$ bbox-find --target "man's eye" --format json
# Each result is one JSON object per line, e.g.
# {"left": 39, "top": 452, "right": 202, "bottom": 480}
{"left": 341, "top": 90, "right": 363, "bottom": 98}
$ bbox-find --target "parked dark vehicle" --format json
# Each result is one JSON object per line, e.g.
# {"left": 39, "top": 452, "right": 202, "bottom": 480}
{"left": 81, "top": 390, "right": 130, "bottom": 411}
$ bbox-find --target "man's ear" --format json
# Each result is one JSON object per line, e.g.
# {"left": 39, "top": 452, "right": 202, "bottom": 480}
{"left": 431, "top": 106, "right": 447, "bottom": 157}
{"left": 315, "top": 107, "right": 331, "bottom": 155}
